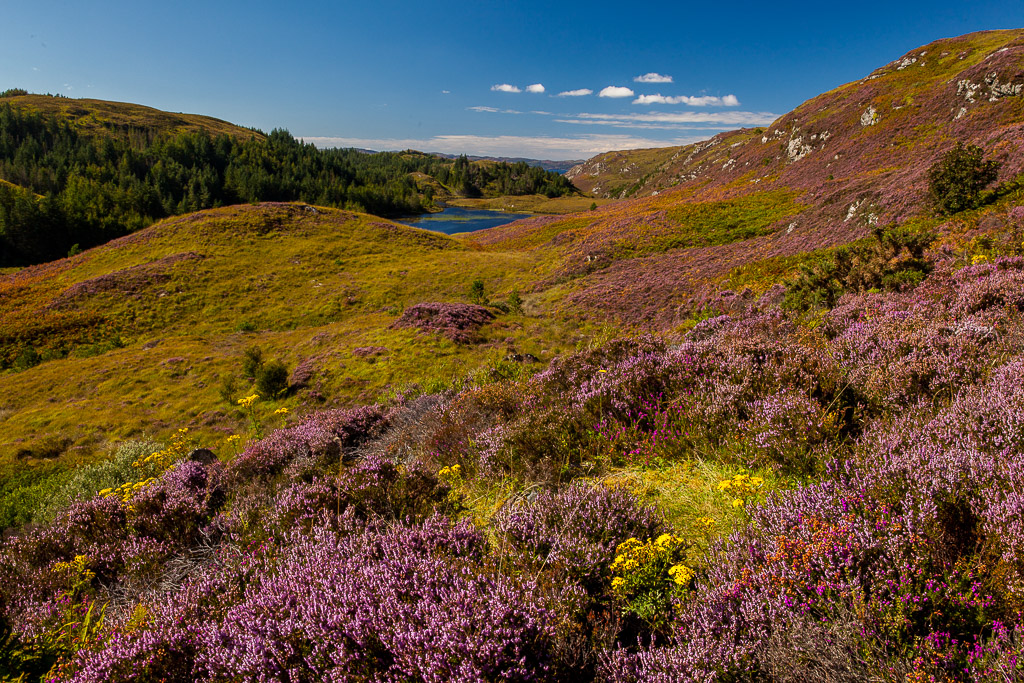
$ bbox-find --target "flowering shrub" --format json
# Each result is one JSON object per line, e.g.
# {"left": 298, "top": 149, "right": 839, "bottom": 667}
{"left": 493, "top": 482, "right": 665, "bottom": 592}
{"left": 60, "top": 517, "right": 559, "bottom": 683}
{"left": 610, "top": 534, "right": 692, "bottom": 632}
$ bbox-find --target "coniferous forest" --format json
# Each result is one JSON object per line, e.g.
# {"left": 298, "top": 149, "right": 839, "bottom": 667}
{"left": 0, "top": 101, "right": 575, "bottom": 265}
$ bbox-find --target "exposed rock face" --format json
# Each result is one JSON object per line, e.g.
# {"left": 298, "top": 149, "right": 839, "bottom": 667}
{"left": 391, "top": 303, "right": 495, "bottom": 344}
{"left": 860, "top": 105, "right": 878, "bottom": 126}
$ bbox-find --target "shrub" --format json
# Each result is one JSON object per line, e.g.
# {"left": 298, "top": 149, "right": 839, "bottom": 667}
{"left": 241, "top": 344, "right": 263, "bottom": 377}
{"left": 469, "top": 277, "right": 488, "bottom": 305}
{"left": 508, "top": 288, "right": 525, "bottom": 315}
{"left": 12, "top": 347, "right": 41, "bottom": 371}
{"left": 255, "top": 359, "right": 289, "bottom": 399}
{"left": 927, "top": 142, "right": 1000, "bottom": 215}
{"left": 784, "top": 224, "right": 934, "bottom": 311}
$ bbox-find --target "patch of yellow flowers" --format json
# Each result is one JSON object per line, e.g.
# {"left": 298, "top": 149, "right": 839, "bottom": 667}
{"left": 717, "top": 471, "right": 764, "bottom": 508}
{"left": 53, "top": 554, "right": 94, "bottom": 583}
{"left": 610, "top": 533, "right": 694, "bottom": 592}
{"left": 99, "top": 428, "right": 194, "bottom": 504}
{"left": 237, "top": 393, "right": 260, "bottom": 409}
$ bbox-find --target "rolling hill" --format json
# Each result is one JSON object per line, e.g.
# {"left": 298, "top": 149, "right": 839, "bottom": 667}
{"left": 477, "top": 29, "right": 1024, "bottom": 323}
{"left": 3, "top": 29, "right": 1024, "bottom": 461}
{"left": 5, "top": 29, "right": 1024, "bottom": 683}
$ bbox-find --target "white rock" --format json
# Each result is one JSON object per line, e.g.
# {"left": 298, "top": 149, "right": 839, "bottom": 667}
{"left": 860, "top": 106, "right": 878, "bottom": 126}
{"left": 845, "top": 199, "right": 863, "bottom": 222}
{"left": 787, "top": 136, "right": 813, "bottom": 162}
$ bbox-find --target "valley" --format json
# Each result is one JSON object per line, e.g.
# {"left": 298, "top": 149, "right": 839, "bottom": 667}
{"left": 2, "top": 27, "right": 1024, "bottom": 683}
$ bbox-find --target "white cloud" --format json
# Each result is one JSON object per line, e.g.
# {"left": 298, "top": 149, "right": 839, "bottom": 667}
{"left": 299, "top": 133, "right": 711, "bottom": 159}
{"left": 633, "top": 94, "right": 742, "bottom": 106}
{"left": 468, "top": 106, "right": 524, "bottom": 114}
{"left": 557, "top": 88, "right": 593, "bottom": 97}
{"left": 564, "top": 110, "right": 778, "bottom": 127}
{"left": 525, "top": 83, "right": 545, "bottom": 93}
{"left": 634, "top": 72, "right": 673, "bottom": 83}
{"left": 599, "top": 86, "right": 635, "bottom": 98}
{"left": 491, "top": 83, "right": 521, "bottom": 93}
{"left": 442, "top": 90, "right": 450, "bottom": 94}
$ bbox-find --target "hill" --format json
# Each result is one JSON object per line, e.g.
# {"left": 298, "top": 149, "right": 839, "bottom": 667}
{"left": 477, "top": 29, "right": 1024, "bottom": 324}
{"left": 0, "top": 96, "right": 579, "bottom": 265}
{"left": 6, "top": 31, "right": 1024, "bottom": 683}
{"left": 0, "top": 92, "right": 259, "bottom": 140}
{"left": 0, "top": 202, "right": 594, "bottom": 462}
{"left": 568, "top": 29, "right": 1024, "bottom": 205}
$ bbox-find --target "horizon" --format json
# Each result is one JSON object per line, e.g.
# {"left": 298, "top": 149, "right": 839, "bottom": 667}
{"left": 3, "top": 1, "right": 1024, "bottom": 159}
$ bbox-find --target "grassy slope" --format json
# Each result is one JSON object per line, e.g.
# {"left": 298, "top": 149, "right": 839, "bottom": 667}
{"left": 5, "top": 31, "right": 1024, "bottom": 467}
{"left": 0, "top": 203, "right": 605, "bottom": 462}
{"left": 0, "top": 93, "right": 261, "bottom": 140}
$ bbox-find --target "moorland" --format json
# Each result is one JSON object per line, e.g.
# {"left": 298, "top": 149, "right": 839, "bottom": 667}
{"left": 1, "top": 28, "right": 1024, "bottom": 683}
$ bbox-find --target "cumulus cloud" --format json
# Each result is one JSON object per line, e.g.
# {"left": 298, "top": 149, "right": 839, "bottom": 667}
{"left": 299, "top": 133, "right": 711, "bottom": 158}
{"left": 491, "top": 83, "right": 521, "bottom": 93}
{"left": 634, "top": 72, "right": 673, "bottom": 83}
{"left": 599, "top": 86, "right": 635, "bottom": 98}
{"left": 633, "top": 94, "right": 741, "bottom": 106}
{"left": 557, "top": 88, "right": 593, "bottom": 97}
{"left": 525, "top": 83, "right": 545, "bottom": 93}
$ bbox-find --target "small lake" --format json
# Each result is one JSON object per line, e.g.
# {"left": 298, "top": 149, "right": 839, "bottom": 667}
{"left": 393, "top": 206, "right": 531, "bottom": 235}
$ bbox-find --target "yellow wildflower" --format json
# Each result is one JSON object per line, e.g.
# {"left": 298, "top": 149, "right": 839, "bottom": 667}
{"left": 732, "top": 498, "right": 744, "bottom": 508}
{"left": 274, "top": 407, "right": 289, "bottom": 416}
{"left": 668, "top": 564, "right": 695, "bottom": 586}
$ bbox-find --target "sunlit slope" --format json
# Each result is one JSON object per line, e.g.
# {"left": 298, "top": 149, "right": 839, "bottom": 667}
{"left": 470, "top": 30, "right": 1024, "bottom": 324}
{"left": 0, "top": 93, "right": 261, "bottom": 140}
{"left": 0, "top": 203, "right": 580, "bottom": 460}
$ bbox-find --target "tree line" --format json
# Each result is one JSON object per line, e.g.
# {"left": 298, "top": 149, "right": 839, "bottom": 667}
{"left": 0, "top": 103, "right": 576, "bottom": 265}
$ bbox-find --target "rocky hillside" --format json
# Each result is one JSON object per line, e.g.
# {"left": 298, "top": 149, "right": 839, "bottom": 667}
{"left": 478, "top": 30, "right": 1024, "bottom": 324}
{"left": 568, "top": 29, "right": 1024, "bottom": 215}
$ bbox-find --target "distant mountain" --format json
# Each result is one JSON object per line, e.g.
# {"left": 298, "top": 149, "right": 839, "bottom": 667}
{"left": 430, "top": 153, "right": 585, "bottom": 174}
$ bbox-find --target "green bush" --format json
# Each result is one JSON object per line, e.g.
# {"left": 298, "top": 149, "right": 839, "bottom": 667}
{"left": 12, "top": 346, "right": 40, "bottom": 371}
{"left": 927, "top": 142, "right": 1000, "bottom": 215}
{"left": 784, "top": 224, "right": 935, "bottom": 311}
{"left": 469, "top": 278, "right": 488, "bottom": 305}
{"left": 508, "top": 289, "right": 524, "bottom": 315}
{"left": 242, "top": 345, "right": 264, "bottom": 377}
{"left": 255, "top": 359, "right": 289, "bottom": 399}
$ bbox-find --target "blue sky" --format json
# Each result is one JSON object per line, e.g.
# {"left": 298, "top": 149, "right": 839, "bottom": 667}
{"left": 2, "top": 1, "right": 1023, "bottom": 159}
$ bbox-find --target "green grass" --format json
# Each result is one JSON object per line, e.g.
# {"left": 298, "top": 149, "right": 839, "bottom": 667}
{"left": 5, "top": 94, "right": 260, "bottom": 140}
{"left": 0, "top": 203, "right": 587, "bottom": 462}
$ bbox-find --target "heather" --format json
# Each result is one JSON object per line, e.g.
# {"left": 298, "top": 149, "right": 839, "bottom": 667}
{"left": 7, "top": 30, "right": 1024, "bottom": 683}
{"left": 2, "top": 246, "right": 1024, "bottom": 681}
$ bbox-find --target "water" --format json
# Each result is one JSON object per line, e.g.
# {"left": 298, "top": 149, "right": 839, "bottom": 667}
{"left": 393, "top": 206, "right": 531, "bottom": 235}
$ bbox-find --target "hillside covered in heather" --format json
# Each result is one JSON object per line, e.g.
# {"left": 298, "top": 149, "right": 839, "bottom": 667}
{"left": 4, "top": 28, "right": 1024, "bottom": 683}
